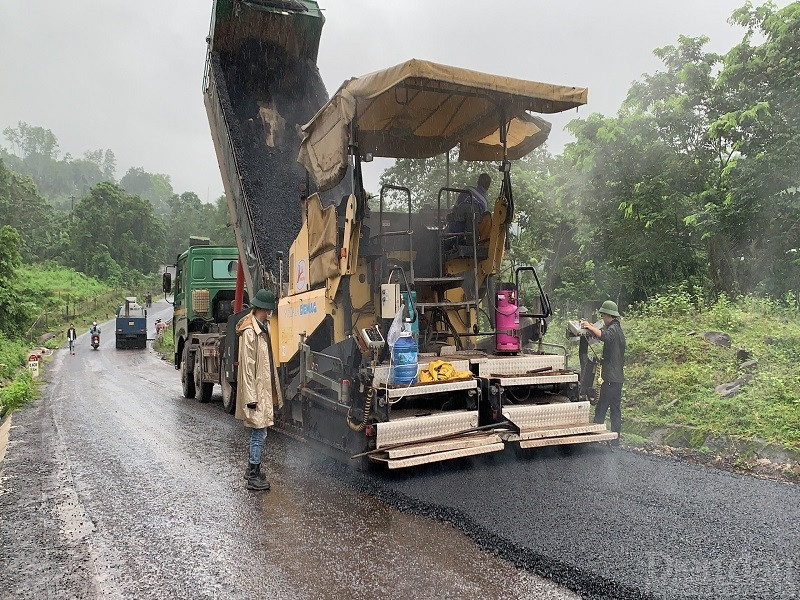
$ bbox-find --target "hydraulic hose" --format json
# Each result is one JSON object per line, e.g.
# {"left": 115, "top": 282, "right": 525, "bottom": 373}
{"left": 347, "top": 384, "right": 374, "bottom": 432}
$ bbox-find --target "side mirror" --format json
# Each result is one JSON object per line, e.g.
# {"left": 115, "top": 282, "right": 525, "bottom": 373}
{"left": 162, "top": 272, "right": 172, "bottom": 294}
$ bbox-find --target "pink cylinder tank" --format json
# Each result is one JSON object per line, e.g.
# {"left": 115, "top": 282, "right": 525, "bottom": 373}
{"left": 495, "top": 286, "right": 520, "bottom": 353}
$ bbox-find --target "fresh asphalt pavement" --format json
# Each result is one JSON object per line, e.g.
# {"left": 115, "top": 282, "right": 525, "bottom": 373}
{"left": 346, "top": 441, "right": 800, "bottom": 599}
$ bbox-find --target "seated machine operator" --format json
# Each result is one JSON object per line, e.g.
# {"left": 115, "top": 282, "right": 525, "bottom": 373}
{"left": 444, "top": 173, "right": 492, "bottom": 246}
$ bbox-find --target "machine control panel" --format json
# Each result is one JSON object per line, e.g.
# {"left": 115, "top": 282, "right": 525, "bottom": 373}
{"left": 360, "top": 325, "right": 386, "bottom": 349}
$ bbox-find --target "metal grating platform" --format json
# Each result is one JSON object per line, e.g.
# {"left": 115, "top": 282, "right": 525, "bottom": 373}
{"left": 372, "top": 442, "right": 505, "bottom": 469}
{"left": 496, "top": 373, "right": 578, "bottom": 387}
{"left": 501, "top": 422, "right": 608, "bottom": 442}
{"left": 376, "top": 411, "right": 478, "bottom": 448}
{"left": 385, "top": 378, "right": 477, "bottom": 399}
{"left": 386, "top": 432, "right": 503, "bottom": 459}
{"left": 502, "top": 401, "right": 591, "bottom": 431}
{"left": 474, "top": 354, "right": 566, "bottom": 377}
{"left": 519, "top": 431, "right": 618, "bottom": 449}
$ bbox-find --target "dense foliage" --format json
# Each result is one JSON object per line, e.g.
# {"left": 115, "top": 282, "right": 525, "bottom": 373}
{"left": 380, "top": 2, "right": 800, "bottom": 309}
{"left": 0, "top": 127, "right": 234, "bottom": 285}
{"left": 0, "top": 334, "right": 34, "bottom": 417}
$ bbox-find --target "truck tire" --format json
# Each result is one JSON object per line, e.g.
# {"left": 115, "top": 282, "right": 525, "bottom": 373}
{"left": 181, "top": 345, "right": 196, "bottom": 399}
{"left": 138, "top": 334, "right": 146, "bottom": 349}
{"left": 221, "top": 376, "right": 236, "bottom": 414}
{"left": 195, "top": 358, "right": 214, "bottom": 403}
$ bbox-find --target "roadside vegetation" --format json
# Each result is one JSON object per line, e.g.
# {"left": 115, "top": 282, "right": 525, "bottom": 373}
{"left": 623, "top": 292, "right": 800, "bottom": 447}
{"left": 0, "top": 335, "right": 34, "bottom": 418}
{"left": 153, "top": 325, "right": 174, "bottom": 362}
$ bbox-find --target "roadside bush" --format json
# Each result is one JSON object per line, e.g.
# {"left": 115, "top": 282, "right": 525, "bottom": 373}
{"left": 0, "top": 334, "right": 27, "bottom": 380}
{"left": 0, "top": 370, "right": 35, "bottom": 416}
{"left": 153, "top": 324, "right": 174, "bottom": 364}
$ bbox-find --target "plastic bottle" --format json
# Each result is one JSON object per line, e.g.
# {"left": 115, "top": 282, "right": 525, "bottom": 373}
{"left": 392, "top": 332, "right": 418, "bottom": 385}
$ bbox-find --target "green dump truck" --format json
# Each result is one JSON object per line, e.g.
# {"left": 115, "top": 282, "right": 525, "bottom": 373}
{"left": 165, "top": 239, "right": 245, "bottom": 406}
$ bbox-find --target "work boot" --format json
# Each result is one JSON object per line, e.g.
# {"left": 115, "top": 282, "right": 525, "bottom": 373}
{"left": 245, "top": 463, "right": 270, "bottom": 491}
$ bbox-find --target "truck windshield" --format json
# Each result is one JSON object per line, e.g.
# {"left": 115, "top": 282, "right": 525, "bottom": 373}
{"left": 212, "top": 259, "right": 238, "bottom": 280}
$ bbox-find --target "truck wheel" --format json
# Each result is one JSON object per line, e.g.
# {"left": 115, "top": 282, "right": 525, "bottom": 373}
{"left": 221, "top": 376, "right": 236, "bottom": 414}
{"left": 138, "top": 334, "right": 147, "bottom": 349}
{"left": 181, "top": 345, "right": 196, "bottom": 399}
{"left": 195, "top": 358, "right": 213, "bottom": 403}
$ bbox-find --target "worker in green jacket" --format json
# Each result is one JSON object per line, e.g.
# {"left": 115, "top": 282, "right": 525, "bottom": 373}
{"left": 581, "top": 300, "right": 626, "bottom": 445}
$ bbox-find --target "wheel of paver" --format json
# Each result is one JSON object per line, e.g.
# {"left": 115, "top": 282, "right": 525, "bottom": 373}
{"left": 195, "top": 358, "right": 213, "bottom": 403}
{"left": 221, "top": 375, "right": 236, "bottom": 414}
{"left": 181, "top": 345, "right": 196, "bottom": 399}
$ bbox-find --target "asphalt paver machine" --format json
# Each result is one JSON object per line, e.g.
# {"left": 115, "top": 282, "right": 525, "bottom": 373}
{"left": 280, "top": 59, "right": 618, "bottom": 467}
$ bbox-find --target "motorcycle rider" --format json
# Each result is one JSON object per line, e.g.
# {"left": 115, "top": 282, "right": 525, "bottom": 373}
{"left": 90, "top": 321, "right": 101, "bottom": 346}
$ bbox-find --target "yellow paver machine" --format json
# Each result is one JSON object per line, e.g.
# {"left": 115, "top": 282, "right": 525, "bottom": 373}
{"left": 203, "top": 1, "right": 617, "bottom": 468}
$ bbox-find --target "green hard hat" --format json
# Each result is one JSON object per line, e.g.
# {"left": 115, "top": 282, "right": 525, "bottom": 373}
{"left": 251, "top": 288, "right": 276, "bottom": 310}
{"left": 598, "top": 300, "right": 620, "bottom": 317}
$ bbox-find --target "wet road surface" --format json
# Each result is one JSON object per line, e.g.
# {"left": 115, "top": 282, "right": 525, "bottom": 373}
{"left": 345, "top": 446, "right": 800, "bottom": 599}
{"left": 0, "top": 302, "right": 577, "bottom": 599}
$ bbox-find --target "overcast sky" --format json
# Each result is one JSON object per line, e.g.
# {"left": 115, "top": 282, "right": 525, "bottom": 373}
{"left": 0, "top": 1, "right": 785, "bottom": 201}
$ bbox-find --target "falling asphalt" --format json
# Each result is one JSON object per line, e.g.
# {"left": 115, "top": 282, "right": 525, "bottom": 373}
{"left": 0, "top": 301, "right": 577, "bottom": 600}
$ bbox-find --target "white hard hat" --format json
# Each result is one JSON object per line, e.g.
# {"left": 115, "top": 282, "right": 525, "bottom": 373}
{"left": 93, "top": 321, "right": 97, "bottom": 326}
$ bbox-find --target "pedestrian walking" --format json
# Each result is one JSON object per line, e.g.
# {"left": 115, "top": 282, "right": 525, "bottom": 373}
{"left": 67, "top": 324, "right": 77, "bottom": 355}
{"left": 581, "top": 300, "right": 626, "bottom": 445}
{"left": 235, "top": 288, "right": 282, "bottom": 491}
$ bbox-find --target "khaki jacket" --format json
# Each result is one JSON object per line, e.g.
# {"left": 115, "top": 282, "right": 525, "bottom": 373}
{"left": 234, "top": 312, "right": 283, "bottom": 429}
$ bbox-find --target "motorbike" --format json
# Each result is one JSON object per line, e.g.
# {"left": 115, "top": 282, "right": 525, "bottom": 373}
{"left": 91, "top": 333, "right": 100, "bottom": 350}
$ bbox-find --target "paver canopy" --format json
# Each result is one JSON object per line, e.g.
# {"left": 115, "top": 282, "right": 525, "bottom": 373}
{"left": 298, "top": 58, "right": 588, "bottom": 191}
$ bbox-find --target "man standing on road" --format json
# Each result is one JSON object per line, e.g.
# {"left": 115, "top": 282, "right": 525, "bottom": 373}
{"left": 581, "top": 300, "right": 626, "bottom": 445}
{"left": 67, "top": 324, "right": 77, "bottom": 355}
{"left": 235, "top": 288, "right": 282, "bottom": 491}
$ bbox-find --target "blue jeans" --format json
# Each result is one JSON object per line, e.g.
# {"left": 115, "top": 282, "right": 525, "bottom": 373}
{"left": 249, "top": 427, "right": 267, "bottom": 465}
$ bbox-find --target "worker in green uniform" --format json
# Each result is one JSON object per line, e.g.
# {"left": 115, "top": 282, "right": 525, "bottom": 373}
{"left": 581, "top": 300, "right": 625, "bottom": 445}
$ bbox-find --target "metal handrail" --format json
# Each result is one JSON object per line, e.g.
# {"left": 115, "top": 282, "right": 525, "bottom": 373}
{"left": 379, "top": 184, "right": 414, "bottom": 283}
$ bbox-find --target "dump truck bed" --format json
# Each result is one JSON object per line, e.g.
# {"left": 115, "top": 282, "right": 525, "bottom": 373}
{"left": 204, "top": 0, "right": 328, "bottom": 292}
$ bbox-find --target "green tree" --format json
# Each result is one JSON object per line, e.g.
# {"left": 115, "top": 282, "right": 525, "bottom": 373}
{"left": 0, "top": 226, "right": 35, "bottom": 336}
{"left": 0, "top": 159, "right": 66, "bottom": 261}
{"left": 120, "top": 167, "right": 174, "bottom": 217}
{"left": 379, "top": 151, "right": 498, "bottom": 211}
{"left": 70, "top": 182, "right": 165, "bottom": 281}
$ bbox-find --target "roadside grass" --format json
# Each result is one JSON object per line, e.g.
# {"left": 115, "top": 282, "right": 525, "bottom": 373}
{"left": 153, "top": 326, "right": 174, "bottom": 364}
{"left": 0, "top": 335, "right": 37, "bottom": 418}
{"left": 577, "top": 292, "right": 800, "bottom": 449}
{"left": 16, "top": 263, "right": 110, "bottom": 310}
